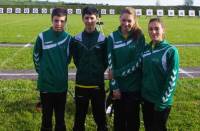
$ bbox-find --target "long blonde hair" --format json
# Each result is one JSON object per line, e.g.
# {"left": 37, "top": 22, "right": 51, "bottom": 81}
{"left": 120, "top": 7, "right": 142, "bottom": 39}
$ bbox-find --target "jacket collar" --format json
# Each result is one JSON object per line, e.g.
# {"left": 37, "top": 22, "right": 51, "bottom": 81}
{"left": 117, "top": 26, "right": 133, "bottom": 40}
{"left": 83, "top": 28, "right": 98, "bottom": 36}
{"left": 50, "top": 27, "right": 65, "bottom": 37}
{"left": 149, "top": 39, "right": 168, "bottom": 49}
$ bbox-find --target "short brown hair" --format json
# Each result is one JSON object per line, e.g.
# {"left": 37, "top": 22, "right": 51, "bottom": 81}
{"left": 82, "top": 6, "right": 99, "bottom": 18}
{"left": 51, "top": 8, "right": 67, "bottom": 21}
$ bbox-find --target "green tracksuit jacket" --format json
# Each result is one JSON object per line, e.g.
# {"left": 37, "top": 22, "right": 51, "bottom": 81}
{"left": 70, "top": 29, "right": 107, "bottom": 86}
{"left": 107, "top": 27, "right": 145, "bottom": 92}
{"left": 33, "top": 28, "right": 72, "bottom": 93}
{"left": 142, "top": 40, "right": 179, "bottom": 111}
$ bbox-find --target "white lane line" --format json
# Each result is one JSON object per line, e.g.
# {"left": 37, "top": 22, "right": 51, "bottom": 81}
{"left": 0, "top": 71, "right": 200, "bottom": 79}
{"left": 175, "top": 44, "right": 200, "bottom": 47}
{"left": 179, "top": 72, "right": 200, "bottom": 74}
{"left": 179, "top": 68, "right": 194, "bottom": 78}
{"left": 69, "top": 73, "right": 76, "bottom": 76}
{"left": 0, "top": 73, "right": 37, "bottom": 76}
{"left": 24, "top": 43, "right": 32, "bottom": 47}
{"left": 0, "top": 44, "right": 33, "bottom": 47}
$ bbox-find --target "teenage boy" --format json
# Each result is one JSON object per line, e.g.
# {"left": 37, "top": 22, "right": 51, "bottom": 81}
{"left": 33, "top": 8, "right": 72, "bottom": 131}
{"left": 70, "top": 6, "right": 108, "bottom": 131}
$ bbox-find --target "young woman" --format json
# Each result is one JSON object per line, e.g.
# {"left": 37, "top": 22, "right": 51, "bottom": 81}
{"left": 142, "top": 18, "right": 179, "bottom": 131}
{"left": 107, "top": 7, "right": 145, "bottom": 131}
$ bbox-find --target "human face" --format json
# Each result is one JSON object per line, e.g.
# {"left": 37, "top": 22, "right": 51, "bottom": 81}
{"left": 52, "top": 16, "right": 66, "bottom": 32}
{"left": 148, "top": 21, "right": 164, "bottom": 44}
{"left": 120, "top": 13, "right": 135, "bottom": 34}
{"left": 82, "top": 14, "right": 97, "bottom": 32}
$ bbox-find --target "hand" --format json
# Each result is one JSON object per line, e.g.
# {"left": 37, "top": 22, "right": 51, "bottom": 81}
{"left": 107, "top": 69, "right": 113, "bottom": 80}
{"left": 112, "top": 89, "right": 121, "bottom": 100}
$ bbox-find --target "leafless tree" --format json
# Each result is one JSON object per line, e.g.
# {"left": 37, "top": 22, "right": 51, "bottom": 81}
{"left": 185, "top": 0, "right": 193, "bottom": 6}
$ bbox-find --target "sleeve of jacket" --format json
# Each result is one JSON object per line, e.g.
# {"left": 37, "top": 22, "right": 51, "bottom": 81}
{"left": 103, "top": 37, "right": 108, "bottom": 70}
{"left": 67, "top": 35, "right": 73, "bottom": 64}
{"left": 113, "top": 33, "right": 145, "bottom": 77}
{"left": 107, "top": 35, "right": 119, "bottom": 91}
{"left": 155, "top": 46, "right": 179, "bottom": 111}
{"left": 33, "top": 35, "right": 42, "bottom": 73}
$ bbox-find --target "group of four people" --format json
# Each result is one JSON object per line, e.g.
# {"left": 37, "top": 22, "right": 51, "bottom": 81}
{"left": 33, "top": 6, "right": 179, "bottom": 131}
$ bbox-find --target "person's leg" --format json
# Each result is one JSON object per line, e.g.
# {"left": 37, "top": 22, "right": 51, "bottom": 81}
{"left": 153, "top": 107, "right": 171, "bottom": 131}
{"left": 73, "top": 87, "right": 89, "bottom": 131}
{"left": 91, "top": 87, "right": 108, "bottom": 131}
{"left": 54, "top": 92, "right": 67, "bottom": 131}
{"left": 113, "top": 93, "right": 126, "bottom": 131}
{"left": 125, "top": 92, "right": 140, "bottom": 131}
{"left": 40, "top": 92, "right": 53, "bottom": 131}
{"left": 142, "top": 99, "right": 155, "bottom": 131}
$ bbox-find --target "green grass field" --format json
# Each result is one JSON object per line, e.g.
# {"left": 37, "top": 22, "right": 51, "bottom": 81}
{"left": 0, "top": 79, "right": 199, "bottom": 130}
{"left": 0, "top": 14, "right": 199, "bottom": 69}
{"left": 0, "top": 14, "right": 200, "bottom": 44}
{"left": 0, "top": 46, "right": 199, "bottom": 70}
{"left": 0, "top": 47, "right": 75, "bottom": 70}
{"left": 0, "top": 13, "right": 200, "bottom": 131}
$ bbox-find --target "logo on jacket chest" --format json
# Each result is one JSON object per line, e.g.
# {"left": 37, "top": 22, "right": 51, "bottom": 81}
{"left": 113, "top": 39, "right": 134, "bottom": 49}
{"left": 44, "top": 41, "right": 53, "bottom": 45}
{"left": 151, "top": 57, "right": 160, "bottom": 64}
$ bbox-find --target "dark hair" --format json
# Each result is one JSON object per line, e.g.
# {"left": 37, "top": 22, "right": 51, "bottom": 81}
{"left": 149, "top": 17, "right": 165, "bottom": 39}
{"left": 82, "top": 6, "right": 99, "bottom": 18}
{"left": 51, "top": 8, "right": 67, "bottom": 21}
{"left": 120, "top": 7, "right": 142, "bottom": 40}
{"left": 149, "top": 17, "right": 165, "bottom": 29}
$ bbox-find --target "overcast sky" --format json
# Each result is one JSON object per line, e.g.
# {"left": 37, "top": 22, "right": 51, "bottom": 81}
{"left": 40, "top": 0, "right": 200, "bottom": 6}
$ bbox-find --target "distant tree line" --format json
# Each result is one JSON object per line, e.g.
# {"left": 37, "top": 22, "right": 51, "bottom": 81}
{"left": 0, "top": 1, "right": 199, "bottom": 15}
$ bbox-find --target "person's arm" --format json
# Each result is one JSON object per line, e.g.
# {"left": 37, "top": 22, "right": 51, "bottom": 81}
{"left": 33, "top": 35, "right": 43, "bottom": 73}
{"left": 107, "top": 35, "right": 119, "bottom": 91}
{"left": 113, "top": 34, "right": 146, "bottom": 77}
{"left": 155, "top": 47, "right": 179, "bottom": 111}
{"left": 67, "top": 35, "right": 73, "bottom": 64}
{"left": 103, "top": 37, "right": 108, "bottom": 70}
